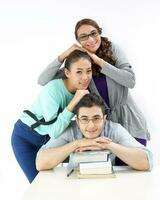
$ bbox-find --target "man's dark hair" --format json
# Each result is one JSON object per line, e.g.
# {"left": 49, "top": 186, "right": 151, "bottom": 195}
{"left": 74, "top": 93, "right": 106, "bottom": 115}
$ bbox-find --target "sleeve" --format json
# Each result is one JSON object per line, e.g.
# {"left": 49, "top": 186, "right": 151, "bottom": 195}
{"left": 35, "top": 87, "right": 74, "bottom": 138}
{"left": 36, "top": 127, "right": 72, "bottom": 160}
{"left": 101, "top": 43, "right": 136, "bottom": 88}
{"left": 38, "top": 57, "right": 65, "bottom": 86}
{"left": 113, "top": 124, "right": 153, "bottom": 171}
{"left": 36, "top": 126, "right": 72, "bottom": 159}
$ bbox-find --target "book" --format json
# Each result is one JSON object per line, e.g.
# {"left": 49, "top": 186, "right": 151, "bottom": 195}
{"left": 77, "top": 166, "right": 116, "bottom": 179}
{"left": 79, "top": 160, "right": 112, "bottom": 175}
{"left": 69, "top": 150, "right": 116, "bottom": 178}
{"left": 71, "top": 150, "right": 110, "bottom": 165}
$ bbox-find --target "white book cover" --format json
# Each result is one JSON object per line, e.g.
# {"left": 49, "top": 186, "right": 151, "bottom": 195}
{"left": 79, "top": 159, "right": 112, "bottom": 175}
{"left": 71, "top": 150, "right": 110, "bottom": 165}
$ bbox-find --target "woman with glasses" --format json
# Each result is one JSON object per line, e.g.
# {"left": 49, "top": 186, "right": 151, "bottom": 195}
{"left": 38, "top": 18, "right": 150, "bottom": 156}
{"left": 11, "top": 50, "right": 92, "bottom": 182}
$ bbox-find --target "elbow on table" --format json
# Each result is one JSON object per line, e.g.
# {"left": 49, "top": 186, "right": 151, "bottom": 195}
{"left": 36, "top": 160, "right": 55, "bottom": 171}
{"left": 133, "top": 160, "right": 150, "bottom": 171}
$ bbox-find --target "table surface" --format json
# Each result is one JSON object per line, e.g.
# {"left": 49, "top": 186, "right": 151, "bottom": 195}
{"left": 21, "top": 166, "right": 159, "bottom": 200}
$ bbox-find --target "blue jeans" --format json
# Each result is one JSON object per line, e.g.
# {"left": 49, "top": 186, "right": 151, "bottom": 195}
{"left": 11, "top": 120, "right": 50, "bottom": 183}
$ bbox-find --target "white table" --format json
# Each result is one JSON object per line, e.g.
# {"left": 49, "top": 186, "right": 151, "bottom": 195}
{"left": 21, "top": 166, "right": 159, "bottom": 200}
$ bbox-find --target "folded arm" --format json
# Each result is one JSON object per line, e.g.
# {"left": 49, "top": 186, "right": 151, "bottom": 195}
{"left": 36, "top": 137, "right": 105, "bottom": 171}
{"left": 107, "top": 142, "right": 150, "bottom": 170}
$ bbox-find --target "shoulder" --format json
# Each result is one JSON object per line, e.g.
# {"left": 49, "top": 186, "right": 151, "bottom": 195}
{"left": 40, "top": 79, "right": 63, "bottom": 96}
{"left": 110, "top": 42, "right": 123, "bottom": 55}
{"left": 61, "top": 121, "right": 78, "bottom": 141}
{"left": 44, "top": 79, "right": 63, "bottom": 89}
{"left": 105, "top": 120, "right": 122, "bottom": 130}
{"left": 104, "top": 120, "right": 128, "bottom": 141}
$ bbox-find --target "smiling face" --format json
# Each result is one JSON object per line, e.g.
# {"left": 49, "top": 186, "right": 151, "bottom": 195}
{"left": 64, "top": 58, "right": 92, "bottom": 92}
{"left": 77, "top": 25, "right": 101, "bottom": 53}
{"left": 76, "top": 105, "right": 105, "bottom": 139}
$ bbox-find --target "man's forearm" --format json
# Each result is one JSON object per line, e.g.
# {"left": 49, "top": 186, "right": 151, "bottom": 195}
{"left": 36, "top": 141, "right": 78, "bottom": 171}
{"left": 108, "top": 143, "right": 149, "bottom": 170}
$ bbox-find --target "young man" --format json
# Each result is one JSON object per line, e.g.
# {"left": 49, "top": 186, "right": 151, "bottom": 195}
{"left": 36, "top": 94, "right": 153, "bottom": 171}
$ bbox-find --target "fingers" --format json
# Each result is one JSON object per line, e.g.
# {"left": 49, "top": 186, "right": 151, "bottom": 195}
{"left": 75, "top": 146, "right": 102, "bottom": 152}
{"left": 94, "top": 137, "right": 112, "bottom": 144}
{"left": 74, "top": 89, "right": 89, "bottom": 102}
{"left": 72, "top": 44, "right": 85, "bottom": 52}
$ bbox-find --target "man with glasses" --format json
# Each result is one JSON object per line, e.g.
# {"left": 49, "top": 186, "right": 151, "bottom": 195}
{"left": 36, "top": 94, "right": 153, "bottom": 172}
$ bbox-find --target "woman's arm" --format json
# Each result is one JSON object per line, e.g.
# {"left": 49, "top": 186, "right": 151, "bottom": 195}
{"left": 35, "top": 88, "right": 89, "bottom": 139}
{"left": 38, "top": 44, "right": 84, "bottom": 86}
{"left": 87, "top": 43, "right": 135, "bottom": 88}
{"left": 38, "top": 58, "right": 63, "bottom": 86}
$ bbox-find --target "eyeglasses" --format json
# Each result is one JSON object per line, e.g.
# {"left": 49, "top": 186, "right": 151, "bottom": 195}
{"left": 78, "top": 116, "right": 103, "bottom": 124}
{"left": 78, "top": 30, "right": 100, "bottom": 41}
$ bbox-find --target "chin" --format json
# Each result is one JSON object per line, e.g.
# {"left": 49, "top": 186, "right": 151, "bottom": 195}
{"left": 85, "top": 133, "right": 98, "bottom": 139}
{"left": 87, "top": 47, "right": 97, "bottom": 53}
{"left": 87, "top": 44, "right": 100, "bottom": 53}
{"left": 79, "top": 85, "right": 89, "bottom": 90}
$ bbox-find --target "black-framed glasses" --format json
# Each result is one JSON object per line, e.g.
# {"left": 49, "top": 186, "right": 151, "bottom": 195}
{"left": 78, "top": 30, "right": 100, "bottom": 41}
{"left": 78, "top": 116, "right": 103, "bottom": 124}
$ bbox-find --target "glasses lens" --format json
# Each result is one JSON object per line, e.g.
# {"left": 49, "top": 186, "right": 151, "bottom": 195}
{"left": 90, "top": 31, "right": 99, "bottom": 38}
{"left": 79, "top": 117, "right": 102, "bottom": 124}
{"left": 78, "top": 35, "right": 88, "bottom": 41}
{"left": 80, "top": 118, "right": 89, "bottom": 124}
{"left": 92, "top": 117, "right": 102, "bottom": 123}
{"left": 78, "top": 30, "right": 99, "bottom": 41}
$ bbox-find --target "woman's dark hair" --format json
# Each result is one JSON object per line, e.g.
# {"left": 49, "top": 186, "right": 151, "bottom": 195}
{"left": 75, "top": 18, "right": 116, "bottom": 75}
{"left": 64, "top": 49, "right": 92, "bottom": 70}
{"left": 74, "top": 93, "right": 106, "bottom": 116}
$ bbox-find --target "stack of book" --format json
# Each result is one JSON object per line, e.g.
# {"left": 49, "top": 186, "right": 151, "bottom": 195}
{"left": 71, "top": 150, "right": 115, "bottom": 178}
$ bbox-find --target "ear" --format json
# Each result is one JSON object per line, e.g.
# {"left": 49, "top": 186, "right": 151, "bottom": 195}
{"left": 64, "top": 68, "right": 71, "bottom": 78}
{"left": 75, "top": 116, "right": 79, "bottom": 126}
{"left": 104, "top": 115, "right": 107, "bottom": 120}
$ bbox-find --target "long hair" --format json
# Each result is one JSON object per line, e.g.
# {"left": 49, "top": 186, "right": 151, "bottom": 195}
{"left": 75, "top": 18, "right": 116, "bottom": 75}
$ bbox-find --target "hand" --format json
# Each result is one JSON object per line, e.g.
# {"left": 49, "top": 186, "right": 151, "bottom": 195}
{"left": 76, "top": 137, "right": 101, "bottom": 148}
{"left": 75, "top": 146, "right": 103, "bottom": 152}
{"left": 75, "top": 137, "right": 112, "bottom": 152}
{"left": 85, "top": 51, "right": 105, "bottom": 68}
{"left": 58, "top": 44, "right": 85, "bottom": 62}
{"left": 94, "top": 137, "right": 112, "bottom": 144}
{"left": 67, "top": 90, "right": 89, "bottom": 112}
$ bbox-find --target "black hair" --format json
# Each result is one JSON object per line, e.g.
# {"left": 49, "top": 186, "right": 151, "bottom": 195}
{"left": 74, "top": 93, "right": 105, "bottom": 115}
{"left": 64, "top": 49, "right": 92, "bottom": 70}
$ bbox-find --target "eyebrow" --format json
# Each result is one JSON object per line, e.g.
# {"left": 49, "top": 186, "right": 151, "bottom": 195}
{"left": 79, "top": 114, "right": 102, "bottom": 118}
{"left": 76, "top": 67, "right": 92, "bottom": 70}
{"left": 79, "top": 29, "right": 97, "bottom": 36}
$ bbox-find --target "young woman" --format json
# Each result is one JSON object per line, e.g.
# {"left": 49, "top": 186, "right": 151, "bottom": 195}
{"left": 11, "top": 50, "right": 92, "bottom": 182}
{"left": 38, "top": 18, "right": 150, "bottom": 149}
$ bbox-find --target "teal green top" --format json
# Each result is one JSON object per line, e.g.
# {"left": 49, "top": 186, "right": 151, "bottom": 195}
{"left": 20, "top": 79, "right": 74, "bottom": 138}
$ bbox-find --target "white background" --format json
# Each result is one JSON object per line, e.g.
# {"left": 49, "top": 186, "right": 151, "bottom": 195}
{"left": 0, "top": 0, "right": 160, "bottom": 199}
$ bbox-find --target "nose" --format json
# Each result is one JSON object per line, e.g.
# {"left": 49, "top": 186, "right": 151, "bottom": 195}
{"left": 88, "top": 36, "right": 95, "bottom": 42}
{"left": 82, "top": 73, "right": 89, "bottom": 81}
{"left": 87, "top": 119, "right": 95, "bottom": 128}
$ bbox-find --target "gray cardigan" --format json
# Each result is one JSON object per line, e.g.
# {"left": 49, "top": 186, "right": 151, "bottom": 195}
{"left": 38, "top": 43, "right": 150, "bottom": 140}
